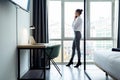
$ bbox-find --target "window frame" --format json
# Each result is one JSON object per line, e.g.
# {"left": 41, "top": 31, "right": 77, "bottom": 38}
{"left": 48, "top": 0, "right": 115, "bottom": 63}
{"left": 88, "top": 0, "right": 114, "bottom": 40}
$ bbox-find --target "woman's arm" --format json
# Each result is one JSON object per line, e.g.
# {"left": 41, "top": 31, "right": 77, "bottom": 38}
{"left": 73, "top": 18, "right": 82, "bottom": 29}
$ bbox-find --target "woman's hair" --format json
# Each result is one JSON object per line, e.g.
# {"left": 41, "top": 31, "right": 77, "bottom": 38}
{"left": 76, "top": 9, "right": 83, "bottom": 15}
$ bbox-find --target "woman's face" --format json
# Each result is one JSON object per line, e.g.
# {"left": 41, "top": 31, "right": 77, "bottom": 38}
{"left": 75, "top": 12, "right": 80, "bottom": 17}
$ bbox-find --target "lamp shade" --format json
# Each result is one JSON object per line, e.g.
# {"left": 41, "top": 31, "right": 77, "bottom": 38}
{"left": 30, "top": 26, "right": 35, "bottom": 29}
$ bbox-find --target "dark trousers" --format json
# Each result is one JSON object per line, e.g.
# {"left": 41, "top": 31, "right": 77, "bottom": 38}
{"left": 70, "top": 31, "right": 81, "bottom": 62}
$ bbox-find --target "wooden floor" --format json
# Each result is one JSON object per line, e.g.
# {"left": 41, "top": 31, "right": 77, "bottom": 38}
{"left": 46, "top": 64, "right": 114, "bottom": 80}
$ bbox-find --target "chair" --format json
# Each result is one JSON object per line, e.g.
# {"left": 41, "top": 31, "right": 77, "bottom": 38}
{"left": 45, "top": 45, "right": 62, "bottom": 76}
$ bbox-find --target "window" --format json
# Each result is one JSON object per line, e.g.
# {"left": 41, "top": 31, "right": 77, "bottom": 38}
{"left": 64, "top": 2, "right": 84, "bottom": 38}
{"left": 64, "top": 41, "right": 84, "bottom": 62}
{"left": 48, "top": 1, "right": 61, "bottom": 39}
{"left": 48, "top": 1, "right": 62, "bottom": 62}
{"left": 86, "top": 40, "right": 113, "bottom": 61}
{"left": 90, "top": 2, "right": 112, "bottom": 38}
{"left": 48, "top": 0, "right": 114, "bottom": 63}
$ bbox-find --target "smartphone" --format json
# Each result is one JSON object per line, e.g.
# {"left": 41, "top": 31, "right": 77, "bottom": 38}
{"left": 75, "top": 16, "right": 77, "bottom": 18}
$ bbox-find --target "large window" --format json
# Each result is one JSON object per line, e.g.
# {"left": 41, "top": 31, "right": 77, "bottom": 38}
{"left": 64, "top": 2, "right": 84, "bottom": 62}
{"left": 48, "top": 0, "right": 114, "bottom": 63}
{"left": 90, "top": 2, "right": 112, "bottom": 38}
{"left": 48, "top": 1, "right": 62, "bottom": 62}
{"left": 48, "top": 1, "right": 61, "bottom": 39}
{"left": 64, "top": 2, "right": 84, "bottom": 38}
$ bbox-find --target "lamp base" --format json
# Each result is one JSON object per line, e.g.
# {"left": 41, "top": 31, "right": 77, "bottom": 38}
{"left": 29, "top": 36, "right": 36, "bottom": 45}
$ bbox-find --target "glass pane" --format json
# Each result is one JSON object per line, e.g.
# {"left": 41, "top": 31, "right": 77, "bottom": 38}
{"left": 49, "top": 40, "right": 62, "bottom": 62}
{"left": 90, "top": 2, "right": 112, "bottom": 37}
{"left": 48, "top": 1, "right": 61, "bottom": 39}
{"left": 63, "top": 40, "right": 84, "bottom": 62}
{"left": 64, "top": 2, "right": 84, "bottom": 38}
{"left": 86, "top": 40, "right": 113, "bottom": 61}
{"left": 63, "top": 40, "right": 113, "bottom": 62}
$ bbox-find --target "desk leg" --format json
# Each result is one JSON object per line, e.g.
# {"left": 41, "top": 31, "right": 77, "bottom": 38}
{"left": 49, "top": 60, "right": 50, "bottom": 69}
{"left": 18, "top": 49, "right": 20, "bottom": 80}
{"left": 44, "top": 49, "right": 46, "bottom": 80}
{"left": 30, "top": 49, "right": 32, "bottom": 69}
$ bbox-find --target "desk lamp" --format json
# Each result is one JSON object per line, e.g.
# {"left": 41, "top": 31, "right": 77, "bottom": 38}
{"left": 29, "top": 26, "right": 36, "bottom": 44}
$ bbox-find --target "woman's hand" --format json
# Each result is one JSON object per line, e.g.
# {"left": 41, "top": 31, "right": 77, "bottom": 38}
{"left": 74, "top": 16, "right": 77, "bottom": 20}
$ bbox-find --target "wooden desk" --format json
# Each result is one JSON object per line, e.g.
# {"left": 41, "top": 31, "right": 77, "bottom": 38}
{"left": 17, "top": 43, "right": 59, "bottom": 80}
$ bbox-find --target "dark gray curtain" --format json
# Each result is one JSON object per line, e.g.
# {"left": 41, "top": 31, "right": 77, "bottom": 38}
{"left": 117, "top": 1, "right": 120, "bottom": 48}
{"left": 33, "top": 0, "right": 48, "bottom": 43}
{"left": 32, "top": 0, "right": 49, "bottom": 68}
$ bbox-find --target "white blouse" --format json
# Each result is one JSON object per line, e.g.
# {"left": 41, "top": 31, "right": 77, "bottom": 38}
{"left": 72, "top": 16, "right": 82, "bottom": 32}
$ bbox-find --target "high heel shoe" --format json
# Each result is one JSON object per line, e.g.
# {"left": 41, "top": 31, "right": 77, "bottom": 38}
{"left": 74, "top": 62, "right": 82, "bottom": 68}
{"left": 66, "top": 62, "right": 73, "bottom": 67}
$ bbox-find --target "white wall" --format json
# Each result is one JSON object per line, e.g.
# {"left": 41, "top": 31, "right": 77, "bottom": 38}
{"left": 0, "top": 0, "right": 30, "bottom": 80}
{"left": 17, "top": 7, "right": 30, "bottom": 77}
{"left": 0, "top": 1, "right": 17, "bottom": 80}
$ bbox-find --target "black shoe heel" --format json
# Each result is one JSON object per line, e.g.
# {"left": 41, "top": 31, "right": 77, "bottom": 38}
{"left": 66, "top": 62, "right": 73, "bottom": 67}
{"left": 74, "top": 62, "right": 82, "bottom": 68}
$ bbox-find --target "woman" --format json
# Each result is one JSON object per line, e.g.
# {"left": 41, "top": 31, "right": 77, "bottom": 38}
{"left": 66, "top": 9, "right": 83, "bottom": 68}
